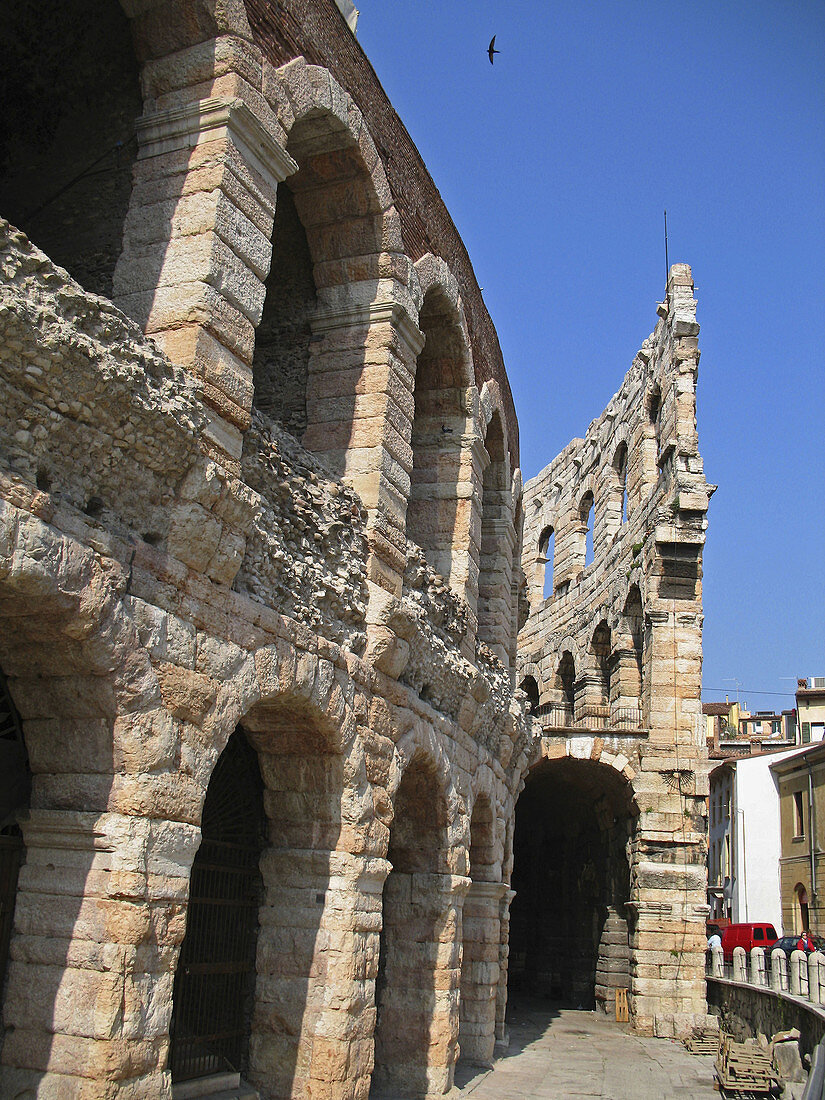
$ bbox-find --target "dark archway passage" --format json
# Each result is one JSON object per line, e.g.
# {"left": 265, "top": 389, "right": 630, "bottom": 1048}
{"left": 508, "top": 758, "right": 634, "bottom": 1013}
{"left": 0, "top": 0, "right": 142, "bottom": 297}
{"left": 0, "top": 665, "right": 29, "bottom": 1021}
{"left": 169, "top": 728, "right": 265, "bottom": 1082}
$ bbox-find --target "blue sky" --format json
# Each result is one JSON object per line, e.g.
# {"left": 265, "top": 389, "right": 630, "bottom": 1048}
{"left": 356, "top": 0, "right": 825, "bottom": 707}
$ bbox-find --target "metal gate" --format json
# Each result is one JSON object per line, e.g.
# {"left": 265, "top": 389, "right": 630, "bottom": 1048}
{"left": 169, "top": 728, "right": 265, "bottom": 1082}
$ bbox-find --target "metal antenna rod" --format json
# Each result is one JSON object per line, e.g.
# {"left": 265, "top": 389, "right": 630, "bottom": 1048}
{"left": 664, "top": 209, "right": 669, "bottom": 298}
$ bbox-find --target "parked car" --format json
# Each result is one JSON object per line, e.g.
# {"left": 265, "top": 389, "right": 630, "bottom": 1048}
{"left": 720, "top": 922, "right": 778, "bottom": 961}
{"left": 771, "top": 934, "right": 825, "bottom": 957}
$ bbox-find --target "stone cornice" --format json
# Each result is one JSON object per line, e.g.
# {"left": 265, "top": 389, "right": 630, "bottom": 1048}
{"left": 136, "top": 96, "right": 298, "bottom": 188}
{"left": 311, "top": 300, "right": 425, "bottom": 357}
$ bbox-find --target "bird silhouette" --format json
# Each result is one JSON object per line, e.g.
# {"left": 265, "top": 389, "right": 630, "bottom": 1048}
{"left": 488, "top": 35, "right": 500, "bottom": 65}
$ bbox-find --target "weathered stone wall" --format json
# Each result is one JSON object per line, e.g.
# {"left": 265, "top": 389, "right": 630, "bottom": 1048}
{"left": 0, "top": 2, "right": 715, "bottom": 1097}
{"left": 0, "top": 94, "right": 529, "bottom": 1100}
{"left": 517, "top": 267, "right": 713, "bottom": 1037}
{"left": 708, "top": 977, "right": 825, "bottom": 1064}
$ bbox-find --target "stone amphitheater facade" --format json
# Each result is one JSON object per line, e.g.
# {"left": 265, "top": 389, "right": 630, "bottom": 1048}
{"left": 0, "top": 2, "right": 712, "bottom": 1097}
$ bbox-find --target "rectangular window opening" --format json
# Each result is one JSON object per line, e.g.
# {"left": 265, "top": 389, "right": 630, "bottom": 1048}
{"left": 794, "top": 790, "right": 805, "bottom": 838}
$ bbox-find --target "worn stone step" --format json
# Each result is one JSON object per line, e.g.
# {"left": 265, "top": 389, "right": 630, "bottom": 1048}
{"left": 172, "top": 1074, "right": 259, "bottom": 1100}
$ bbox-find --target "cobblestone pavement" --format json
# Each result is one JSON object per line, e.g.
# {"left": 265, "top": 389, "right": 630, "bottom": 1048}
{"left": 452, "top": 1001, "right": 719, "bottom": 1099}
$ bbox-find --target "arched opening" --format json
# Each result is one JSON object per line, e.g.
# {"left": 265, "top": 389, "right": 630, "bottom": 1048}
{"left": 519, "top": 675, "right": 539, "bottom": 715}
{"left": 579, "top": 491, "right": 595, "bottom": 571}
{"left": 372, "top": 755, "right": 453, "bottom": 1098}
{"left": 252, "top": 182, "right": 317, "bottom": 437}
{"left": 614, "top": 586, "right": 644, "bottom": 728}
{"left": 586, "top": 621, "right": 612, "bottom": 728}
{"left": 796, "top": 884, "right": 810, "bottom": 934}
{"left": 613, "top": 442, "right": 628, "bottom": 527}
{"left": 508, "top": 758, "right": 634, "bottom": 1013}
{"left": 169, "top": 727, "right": 265, "bottom": 1083}
{"left": 641, "top": 384, "right": 662, "bottom": 491}
{"left": 459, "top": 794, "right": 500, "bottom": 1070}
{"left": 478, "top": 413, "right": 510, "bottom": 664}
{"left": 0, "top": 0, "right": 142, "bottom": 297}
{"left": 171, "top": 703, "right": 348, "bottom": 1099}
{"left": 648, "top": 385, "right": 661, "bottom": 431}
{"left": 557, "top": 652, "right": 576, "bottom": 726}
{"left": 243, "top": 702, "right": 345, "bottom": 1099}
{"left": 255, "top": 113, "right": 384, "bottom": 483}
{"left": 0, "top": 666, "right": 30, "bottom": 1017}
{"left": 407, "top": 289, "right": 468, "bottom": 585}
{"left": 538, "top": 526, "right": 555, "bottom": 599}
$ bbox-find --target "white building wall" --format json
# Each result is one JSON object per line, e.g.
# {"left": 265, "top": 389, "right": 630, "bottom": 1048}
{"left": 732, "top": 745, "right": 812, "bottom": 932}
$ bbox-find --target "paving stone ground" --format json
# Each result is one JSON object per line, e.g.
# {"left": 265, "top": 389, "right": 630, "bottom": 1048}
{"left": 452, "top": 1000, "right": 719, "bottom": 1099}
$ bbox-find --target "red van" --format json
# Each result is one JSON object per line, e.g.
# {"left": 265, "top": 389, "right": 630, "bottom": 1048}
{"left": 720, "top": 922, "right": 778, "bottom": 961}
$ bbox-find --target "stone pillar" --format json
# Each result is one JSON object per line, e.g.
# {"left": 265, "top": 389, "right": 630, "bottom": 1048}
{"left": 750, "top": 946, "right": 766, "bottom": 986}
{"left": 250, "top": 850, "right": 389, "bottom": 1100}
{"left": 790, "top": 950, "right": 806, "bottom": 996}
{"left": 477, "top": 500, "right": 517, "bottom": 668}
{"left": 309, "top": 299, "right": 424, "bottom": 601}
{"left": 575, "top": 670, "right": 606, "bottom": 727}
{"left": 611, "top": 646, "right": 642, "bottom": 727}
{"left": 732, "top": 946, "right": 747, "bottom": 983}
{"left": 459, "top": 881, "right": 508, "bottom": 1069}
{"left": 114, "top": 94, "right": 297, "bottom": 467}
{"left": 810, "top": 952, "right": 825, "bottom": 1004}
{"left": 0, "top": 808, "right": 199, "bottom": 1099}
{"left": 494, "top": 889, "right": 516, "bottom": 1055}
{"left": 626, "top": 896, "right": 708, "bottom": 1038}
{"left": 372, "top": 872, "right": 469, "bottom": 1099}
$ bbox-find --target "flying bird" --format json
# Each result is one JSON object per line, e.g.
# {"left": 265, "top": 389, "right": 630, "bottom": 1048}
{"left": 488, "top": 35, "right": 500, "bottom": 65}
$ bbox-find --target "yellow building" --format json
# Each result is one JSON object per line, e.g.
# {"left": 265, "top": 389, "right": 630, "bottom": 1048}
{"left": 771, "top": 741, "right": 825, "bottom": 935}
{"left": 798, "top": 677, "right": 825, "bottom": 744}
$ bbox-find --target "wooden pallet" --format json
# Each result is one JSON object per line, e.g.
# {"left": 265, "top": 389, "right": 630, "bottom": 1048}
{"left": 684, "top": 1028, "right": 720, "bottom": 1055}
{"left": 614, "top": 988, "right": 629, "bottom": 1022}
{"left": 714, "top": 1034, "right": 779, "bottom": 1096}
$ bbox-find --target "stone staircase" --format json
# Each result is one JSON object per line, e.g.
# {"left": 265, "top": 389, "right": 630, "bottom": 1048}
{"left": 172, "top": 1073, "right": 259, "bottom": 1100}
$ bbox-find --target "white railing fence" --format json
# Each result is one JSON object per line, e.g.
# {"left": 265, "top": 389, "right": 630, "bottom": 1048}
{"left": 708, "top": 945, "right": 825, "bottom": 1007}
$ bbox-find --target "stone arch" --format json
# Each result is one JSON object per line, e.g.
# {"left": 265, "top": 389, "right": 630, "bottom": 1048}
{"left": 412, "top": 254, "right": 474, "bottom": 380}
{"left": 172, "top": 668, "right": 371, "bottom": 1100}
{"left": 252, "top": 61, "right": 409, "bottom": 485}
{"left": 518, "top": 673, "right": 540, "bottom": 715}
{"left": 168, "top": 725, "right": 266, "bottom": 1083}
{"left": 509, "top": 753, "right": 637, "bottom": 1012}
{"left": 583, "top": 620, "right": 612, "bottom": 725}
{"left": 578, "top": 486, "right": 596, "bottom": 571}
{"left": 612, "top": 438, "right": 629, "bottom": 528}
{"left": 640, "top": 379, "right": 663, "bottom": 489}
{"left": 795, "top": 883, "right": 810, "bottom": 933}
{"left": 536, "top": 523, "right": 555, "bottom": 600}
{"left": 119, "top": 0, "right": 254, "bottom": 59}
{"left": 373, "top": 735, "right": 465, "bottom": 1098}
{"left": 458, "top": 783, "right": 504, "bottom": 1071}
{"left": 477, "top": 403, "right": 515, "bottom": 666}
{"left": 611, "top": 584, "right": 644, "bottom": 728}
{"left": 555, "top": 649, "right": 577, "bottom": 724}
{"left": 406, "top": 260, "right": 475, "bottom": 593}
{"left": 0, "top": 0, "right": 144, "bottom": 298}
{"left": 0, "top": 512, "right": 176, "bottom": 1097}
